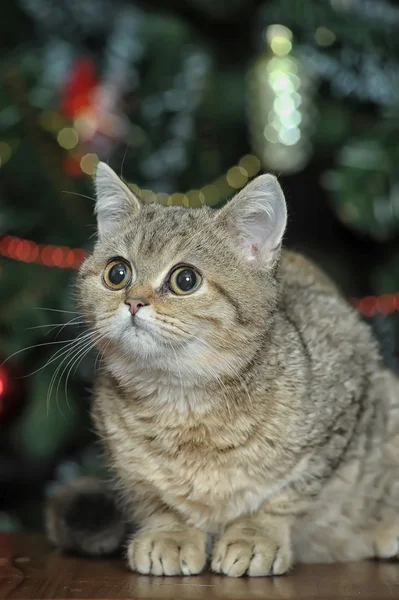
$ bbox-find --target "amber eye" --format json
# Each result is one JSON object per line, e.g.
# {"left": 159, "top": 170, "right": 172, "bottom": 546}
{"left": 169, "top": 266, "right": 202, "bottom": 295}
{"left": 103, "top": 258, "right": 132, "bottom": 290}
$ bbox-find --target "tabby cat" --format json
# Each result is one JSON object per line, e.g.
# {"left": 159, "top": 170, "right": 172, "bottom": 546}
{"left": 47, "top": 162, "right": 399, "bottom": 577}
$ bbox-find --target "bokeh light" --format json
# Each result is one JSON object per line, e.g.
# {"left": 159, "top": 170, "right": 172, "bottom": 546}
{"left": 0, "top": 235, "right": 87, "bottom": 269}
{"left": 0, "top": 141, "right": 12, "bottom": 166}
{"left": 315, "top": 26, "right": 336, "bottom": 47}
{"left": 57, "top": 127, "right": 79, "bottom": 150}
{"left": 80, "top": 153, "right": 99, "bottom": 175}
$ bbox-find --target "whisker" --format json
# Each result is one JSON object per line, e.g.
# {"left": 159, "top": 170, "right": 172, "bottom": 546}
{"left": 32, "top": 307, "right": 79, "bottom": 314}
{"left": 51, "top": 315, "right": 86, "bottom": 338}
{"left": 120, "top": 144, "right": 130, "bottom": 180}
{"left": 25, "top": 321, "right": 85, "bottom": 331}
{"left": 46, "top": 331, "right": 103, "bottom": 416}
{"left": 47, "top": 346, "right": 77, "bottom": 418}
{"left": 62, "top": 190, "right": 96, "bottom": 202}
{"left": 2, "top": 338, "right": 88, "bottom": 368}
{"left": 19, "top": 330, "right": 95, "bottom": 378}
{"left": 73, "top": 331, "right": 106, "bottom": 377}
{"left": 147, "top": 319, "right": 192, "bottom": 341}
{"left": 94, "top": 338, "right": 111, "bottom": 374}
{"left": 153, "top": 315, "right": 192, "bottom": 336}
{"left": 59, "top": 331, "right": 105, "bottom": 413}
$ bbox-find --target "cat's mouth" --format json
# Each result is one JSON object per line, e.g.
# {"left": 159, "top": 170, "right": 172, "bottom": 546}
{"left": 128, "top": 314, "right": 162, "bottom": 339}
{"left": 129, "top": 314, "right": 139, "bottom": 327}
{"left": 131, "top": 313, "right": 191, "bottom": 346}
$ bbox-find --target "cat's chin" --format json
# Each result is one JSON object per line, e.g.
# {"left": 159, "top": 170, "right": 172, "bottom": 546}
{"left": 121, "top": 327, "right": 165, "bottom": 358}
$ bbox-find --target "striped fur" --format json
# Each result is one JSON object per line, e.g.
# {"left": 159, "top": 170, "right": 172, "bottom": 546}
{"left": 47, "top": 168, "right": 399, "bottom": 576}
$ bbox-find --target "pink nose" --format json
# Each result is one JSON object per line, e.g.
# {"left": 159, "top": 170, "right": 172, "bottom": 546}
{"left": 125, "top": 298, "right": 148, "bottom": 316}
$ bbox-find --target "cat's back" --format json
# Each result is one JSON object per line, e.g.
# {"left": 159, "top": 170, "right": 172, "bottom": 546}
{"left": 280, "top": 249, "right": 362, "bottom": 330}
{"left": 280, "top": 250, "right": 340, "bottom": 298}
{"left": 278, "top": 249, "right": 380, "bottom": 387}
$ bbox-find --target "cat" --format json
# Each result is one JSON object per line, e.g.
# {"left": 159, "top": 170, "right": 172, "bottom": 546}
{"left": 46, "top": 162, "right": 399, "bottom": 576}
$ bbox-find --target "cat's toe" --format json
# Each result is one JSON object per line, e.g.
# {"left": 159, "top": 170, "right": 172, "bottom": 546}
{"left": 179, "top": 541, "right": 207, "bottom": 575}
{"left": 212, "top": 535, "right": 292, "bottom": 577}
{"left": 372, "top": 522, "right": 399, "bottom": 560}
{"left": 212, "top": 540, "right": 253, "bottom": 577}
{"left": 127, "top": 531, "right": 206, "bottom": 576}
{"left": 374, "top": 535, "right": 399, "bottom": 559}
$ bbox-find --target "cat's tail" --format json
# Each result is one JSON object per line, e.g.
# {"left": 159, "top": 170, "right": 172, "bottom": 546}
{"left": 45, "top": 477, "right": 127, "bottom": 556}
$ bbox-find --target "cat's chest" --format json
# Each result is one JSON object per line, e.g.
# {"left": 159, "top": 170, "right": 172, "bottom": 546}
{"left": 101, "top": 401, "right": 281, "bottom": 531}
{"left": 123, "top": 432, "right": 267, "bottom": 528}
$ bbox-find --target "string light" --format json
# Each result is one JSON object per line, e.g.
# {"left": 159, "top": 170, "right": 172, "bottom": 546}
{"left": 350, "top": 295, "right": 399, "bottom": 317}
{"left": 247, "top": 24, "right": 315, "bottom": 175}
{"left": 75, "top": 151, "right": 261, "bottom": 206}
{"left": 266, "top": 24, "right": 293, "bottom": 57}
{"left": 0, "top": 141, "right": 12, "bottom": 167}
{"left": 0, "top": 235, "right": 86, "bottom": 269}
{"left": 36, "top": 110, "right": 262, "bottom": 206}
{"left": 57, "top": 128, "right": 79, "bottom": 150}
{"left": 80, "top": 153, "right": 99, "bottom": 175}
{"left": 226, "top": 166, "right": 248, "bottom": 189}
{"left": 77, "top": 149, "right": 261, "bottom": 206}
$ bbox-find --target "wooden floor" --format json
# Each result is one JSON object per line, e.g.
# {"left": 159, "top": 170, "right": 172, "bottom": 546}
{"left": 1, "top": 534, "right": 399, "bottom": 599}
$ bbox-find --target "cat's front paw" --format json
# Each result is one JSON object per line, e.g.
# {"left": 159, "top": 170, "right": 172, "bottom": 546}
{"left": 127, "top": 529, "right": 207, "bottom": 576}
{"left": 211, "top": 531, "right": 292, "bottom": 577}
{"left": 372, "top": 526, "right": 399, "bottom": 559}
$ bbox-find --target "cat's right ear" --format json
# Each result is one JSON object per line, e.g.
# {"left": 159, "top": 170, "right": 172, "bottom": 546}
{"left": 95, "top": 162, "right": 141, "bottom": 238}
{"left": 216, "top": 174, "right": 287, "bottom": 266}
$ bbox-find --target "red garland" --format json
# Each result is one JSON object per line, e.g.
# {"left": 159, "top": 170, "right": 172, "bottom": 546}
{"left": 0, "top": 235, "right": 87, "bottom": 269}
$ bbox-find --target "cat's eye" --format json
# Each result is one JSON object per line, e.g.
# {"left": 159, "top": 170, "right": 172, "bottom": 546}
{"left": 169, "top": 266, "right": 202, "bottom": 295}
{"left": 103, "top": 258, "right": 132, "bottom": 290}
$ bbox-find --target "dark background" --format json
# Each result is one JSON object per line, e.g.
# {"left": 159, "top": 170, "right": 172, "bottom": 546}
{"left": 1, "top": 0, "right": 399, "bottom": 532}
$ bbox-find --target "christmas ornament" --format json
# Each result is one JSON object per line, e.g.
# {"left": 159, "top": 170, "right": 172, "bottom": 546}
{"left": 59, "top": 54, "right": 129, "bottom": 160}
{"left": 247, "top": 24, "right": 317, "bottom": 174}
{"left": 61, "top": 57, "right": 97, "bottom": 121}
{"left": 0, "top": 361, "right": 26, "bottom": 424}
{"left": 59, "top": 7, "right": 143, "bottom": 159}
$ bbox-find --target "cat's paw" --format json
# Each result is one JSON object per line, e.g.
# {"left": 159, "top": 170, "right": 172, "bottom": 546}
{"left": 373, "top": 530, "right": 399, "bottom": 559}
{"left": 127, "top": 529, "right": 207, "bottom": 576}
{"left": 211, "top": 532, "right": 292, "bottom": 577}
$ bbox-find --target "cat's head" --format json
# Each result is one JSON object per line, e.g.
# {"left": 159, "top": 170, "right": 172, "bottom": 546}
{"left": 78, "top": 163, "right": 287, "bottom": 384}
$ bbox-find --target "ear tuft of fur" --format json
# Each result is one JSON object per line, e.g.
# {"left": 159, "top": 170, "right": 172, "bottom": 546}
{"left": 46, "top": 477, "right": 127, "bottom": 556}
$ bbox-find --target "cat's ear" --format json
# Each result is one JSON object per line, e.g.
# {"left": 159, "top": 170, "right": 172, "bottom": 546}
{"left": 217, "top": 174, "right": 287, "bottom": 265}
{"left": 95, "top": 162, "right": 141, "bottom": 238}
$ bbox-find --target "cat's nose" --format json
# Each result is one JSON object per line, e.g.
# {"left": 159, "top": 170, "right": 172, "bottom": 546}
{"left": 125, "top": 298, "right": 148, "bottom": 316}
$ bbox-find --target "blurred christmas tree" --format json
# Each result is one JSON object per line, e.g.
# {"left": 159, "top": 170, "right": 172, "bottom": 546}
{"left": 1, "top": 0, "right": 399, "bottom": 531}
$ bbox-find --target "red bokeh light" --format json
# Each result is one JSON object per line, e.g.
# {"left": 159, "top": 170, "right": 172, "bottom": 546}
{"left": 0, "top": 235, "right": 87, "bottom": 269}
{"left": 63, "top": 155, "right": 83, "bottom": 177}
{"left": 61, "top": 57, "right": 97, "bottom": 120}
{"left": 358, "top": 296, "right": 377, "bottom": 318}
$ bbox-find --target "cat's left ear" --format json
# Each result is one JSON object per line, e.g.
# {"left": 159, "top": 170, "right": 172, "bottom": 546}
{"left": 95, "top": 162, "right": 141, "bottom": 239}
{"left": 217, "top": 174, "right": 287, "bottom": 265}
